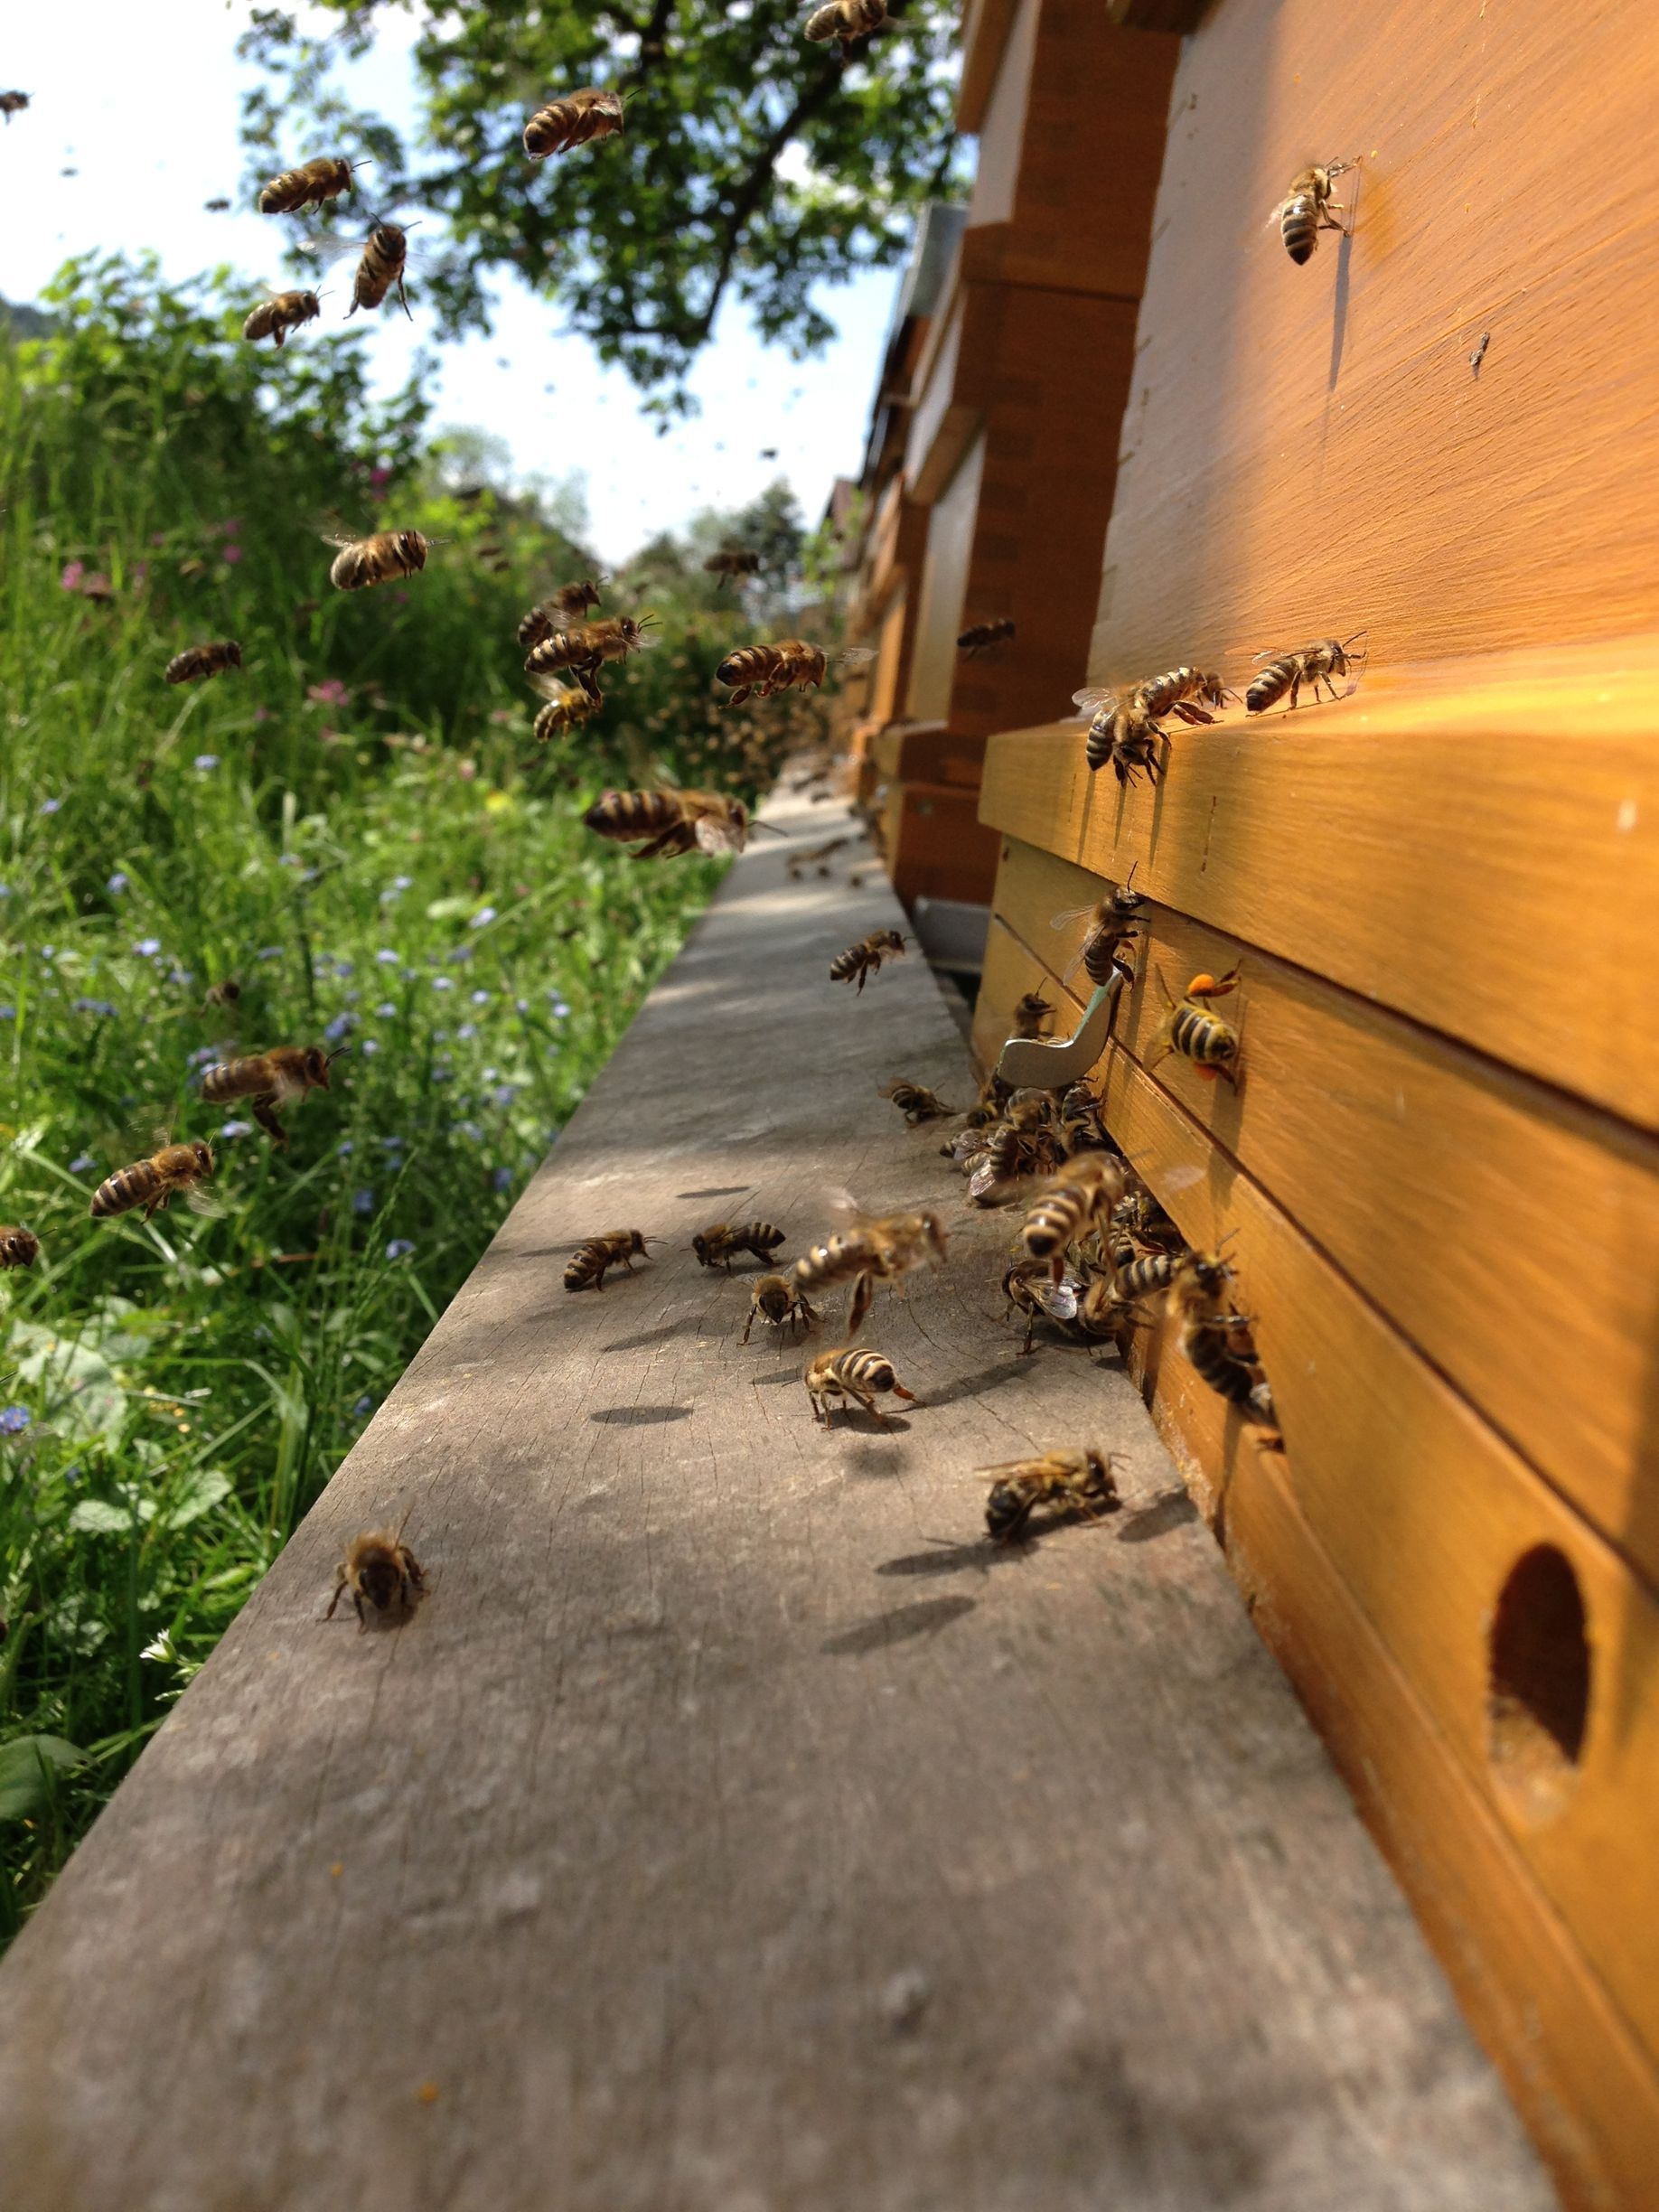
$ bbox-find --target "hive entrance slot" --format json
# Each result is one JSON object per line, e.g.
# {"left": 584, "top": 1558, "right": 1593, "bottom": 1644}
{"left": 1486, "top": 1545, "right": 1590, "bottom": 1823}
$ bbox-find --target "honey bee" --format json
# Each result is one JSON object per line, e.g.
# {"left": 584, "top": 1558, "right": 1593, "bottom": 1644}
{"left": 805, "top": 1346, "right": 915, "bottom": 1427}
{"left": 1076, "top": 1273, "right": 1143, "bottom": 1344}
{"left": 201, "top": 1043, "right": 343, "bottom": 1148}
{"left": 693, "top": 1220, "right": 786, "bottom": 1271}
{"left": 1164, "top": 1248, "right": 1273, "bottom": 1420}
{"left": 523, "top": 87, "right": 625, "bottom": 161}
{"left": 880, "top": 1081, "right": 953, "bottom": 1125}
{"left": 1245, "top": 633, "right": 1365, "bottom": 715}
{"left": 1020, "top": 1154, "right": 1129, "bottom": 1273}
{"left": 525, "top": 614, "right": 657, "bottom": 701}
{"left": 1053, "top": 867, "right": 1146, "bottom": 990}
{"left": 164, "top": 639, "right": 242, "bottom": 685}
{"left": 714, "top": 639, "right": 873, "bottom": 708}
{"left": 1269, "top": 161, "right": 1354, "bottom": 265}
{"left": 1002, "top": 1261, "right": 1081, "bottom": 1354}
{"left": 197, "top": 979, "right": 241, "bottom": 1015}
{"left": 529, "top": 677, "right": 597, "bottom": 742}
{"left": 584, "top": 787, "right": 754, "bottom": 858}
{"left": 345, "top": 221, "right": 416, "bottom": 321}
{"left": 964, "top": 1072, "right": 1013, "bottom": 1129}
{"left": 1012, "top": 989, "right": 1054, "bottom": 1041}
{"left": 1137, "top": 666, "right": 1233, "bottom": 725}
{"left": 1113, "top": 1249, "right": 1181, "bottom": 1305}
{"left": 204, "top": 195, "right": 231, "bottom": 211}
{"left": 957, "top": 617, "right": 1016, "bottom": 659}
{"left": 1072, "top": 689, "right": 1168, "bottom": 788}
{"left": 967, "top": 1123, "right": 1064, "bottom": 1204}
{"left": 517, "top": 580, "right": 605, "bottom": 648}
{"left": 563, "top": 1229, "right": 652, "bottom": 1291}
{"left": 1058, "top": 1083, "right": 1111, "bottom": 1154}
{"left": 981, "top": 1448, "right": 1122, "bottom": 1542}
{"left": 803, "top": 0, "right": 887, "bottom": 52}
{"left": 742, "top": 1273, "right": 817, "bottom": 1344}
{"left": 0, "top": 92, "right": 32, "bottom": 123}
{"left": 327, "top": 529, "right": 430, "bottom": 592}
{"left": 258, "top": 155, "right": 363, "bottom": 216}
{"left": 1147, "top": 966, "right": 1242, "bottom": 1085}
{"left": 90, "top": 1141, "right": 214, "bottom": 1223}
{"left": 242, "top": 291, "right": 322, "bottom": 349}
{"left": 704, "top": 548, "right": 761, "bottom": 589}
{"left": 795, "top": 1204, "right": 946, "bottom": 1335}
{"left": 0, "top": 1227, "right": 41, "bottom": 1269}
{"left": 830, "top": 928, "right": 905, "bottom": 991}
{"left": 325, "top": 1518, "right": 426, "bottom": 1631}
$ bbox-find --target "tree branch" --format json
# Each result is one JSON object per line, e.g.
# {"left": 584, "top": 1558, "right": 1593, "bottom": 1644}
{"left": 690, "top": 61, "right": 846, "bottom": 348}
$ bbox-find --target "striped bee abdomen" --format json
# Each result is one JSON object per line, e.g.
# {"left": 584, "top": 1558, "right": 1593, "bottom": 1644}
{"left": 1170, "top": 1006, "right": 1237, "bottom": 1067}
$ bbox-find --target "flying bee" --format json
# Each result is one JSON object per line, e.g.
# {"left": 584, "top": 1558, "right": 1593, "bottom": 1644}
{"left": 201, "top": 1042, "right": 345, "bottom": 1148}
{"left": 204, "top": 195, "right": 231, "bottom": 211}
{"left": 830, "top": 928, "right": 906, "bottom": 992}
{"left": 529, "top": 676, "right": 597, "bottom": 743}
{"left": 1012, "top": 989, "right": 1054, "bottom": 1041}
{"left": 1147, "top": 966, "right": 1242, "bottom": 1085}
{"left": 981, "top": 1448, "right": 1122, "bottom": 1542}
{"left": 563, "top": 1229, "right": 652, "bottom": 1291}
{"left": 957, "top": 617, "right": 1016, "bottom": 659}
{"left": 324, "top": 1517, "right": 425, "bottom": 1632}
{"left": 693, "top": 1220, "right": 786, "bottom": 1271}
{"left": 346, "top": 220, "right": 416, "bottom": 320}
{"left": 517, "top": 579, "right": 605, "bottom": 647}
{"left": 715, "top": 639, "right": 873, "bottom": 708}
{"left": 1002, "top": 1261, "right": 1081, "bottom": 1354}
{"left": 1269, "top": 161, "right": 1354, "bottom": 265}
{"left": 880, "top": 1081, "right": 953, "bottom": 1125}
{"left": 1072, "top": 689, "right": 1169, "bottom": 789}
{"left": 258, "top": 155, "right": 364, "bottom": 216}
{"left": 1246, "top": 632, "right": 1366, "bottom": 715}
{"left": 1113, "top": 1249, "right": 1181, "bottom": 1306}
{"left": 795, "top": 1203, "right": 946, "bottom": 1335}
{"left": 164, "top": 639, "right": 242, "bottom": 686}
{"left": 0, "top": 92, "right": 31, "bottom": 123}
{"left": 525, "top": 614, "right": 657, "bottom": 701}
{"left": 326, "top": 529, "right": 430, "bottom": 592}
{"left": 803, "top": 0, "right": 887, "bottom": 52}
{"left": 1020, "top": 1154, "right": 1129, "bottom": 1274}
{"left": 584, "top": 787, "right": 755, "bottom": 858}
{"left": 704, "top": 548, "right": 761, "bottom": 589}
{"left": 1135, "top": 667, "right": 1233, "bottom": 725}
{"left": 90, "top": 1140, "right": 214, "bottom": 1223}
{"left": 0, "top": 1227, "right": 41, "bottom": 1270}
{"left": 241, "top": 290, "right": 322, "bottom": 349}
{"left": 1053, "top": 865, "right": 1146, "bottom": 989}
{"left": 197, "top": 979, "right": 241, "bottom": 1016}
{"left": 805, "top": 1346, "right": 915, "bottom": 1428}
{"left": 742, "top": 1272, "right": 817, "bottom": 1344}
{"left": 523, "top": 86, "right": 625, "bottom": 161}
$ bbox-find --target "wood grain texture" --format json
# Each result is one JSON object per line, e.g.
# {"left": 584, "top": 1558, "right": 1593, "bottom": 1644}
{"left": 988, "top": 835, "right": 1659, "bottom": 1586}
{"left": 977, "top": 634, "right": 1659, "bottom": 1129}
{"left": 907, "top": 432, "right": 986, "bottom": 722}
{"left": 956, "top": 0, "right": 1021, "bottom": 132}
{"left": 0, "top": 791, "right": 1551, "bottom": 2212}
{"left": 1090, "top": 0, "right": 1659, "bottom": 677}
{"left": 880, "top": 778, "right": 1004, "bottom": 905}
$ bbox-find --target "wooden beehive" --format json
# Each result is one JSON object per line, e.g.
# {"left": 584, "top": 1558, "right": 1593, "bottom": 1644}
{"left": 964, "top": 0, "right": 1659, "bottom": 2203}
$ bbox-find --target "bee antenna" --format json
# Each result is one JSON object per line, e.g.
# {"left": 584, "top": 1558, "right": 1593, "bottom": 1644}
{"left": 1123, "top": 859, "right": 1139, "bottom": 892}
{"left": 751, "top": 820, "right": 787, "bottom": 837}
{"left": 325, "top": 1043, "right": 354, "bottom": 1064}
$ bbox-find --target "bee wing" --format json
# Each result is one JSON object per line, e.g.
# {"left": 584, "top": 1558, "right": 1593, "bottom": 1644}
{"left": 1035, "top": 1280, "right": 1080, "bottom": 1321}
{"left": 1049, "top": 903, "right": 1100, "bottom": 932}
{"left": 295, "top": 231, "right": 368, "bottom": 269}
{"left": 1072, "top": 687, "right": 1118, "bottom": 715}
{"left": 185, "top": 1186, "right": 228, "bottom": 1219}
{"left": 528, "top": 670, "right": 576, "bottom": 703}
{"left": 268, "top": 1066, "right": 309, "bottom": 1103}
{"left": 823, "top": 1186, "right": 865, "bottom": 1225}
{"left": 968, "top": 1159, "right": 1013, "bottom": 1203}
{"left": 834, "top": 646, "right": 876, "bottom": 669}
{"left": 692, "top": 811, "right": 745, "bottom": 856}
{"left": 1266, "top": 192, "right": 1298, "bottom": 227}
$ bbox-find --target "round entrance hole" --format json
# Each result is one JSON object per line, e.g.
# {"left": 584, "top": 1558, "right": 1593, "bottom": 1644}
{"left": 1486, "top": 1545, "right": 1590, "bottom": 1823}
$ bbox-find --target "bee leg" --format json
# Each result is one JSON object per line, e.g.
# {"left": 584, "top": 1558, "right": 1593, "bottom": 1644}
{"left": 354, "top": 1591, "right": 368, "bottom": 1633}
{"left": 396, "top": 269, "right": 412, "bottom": 323}
{"left": 251, "top": 1095, "right": 288, "bottom": 1148}
{"left": 324, "top": 1574, "right": 347, "bottom": 1620}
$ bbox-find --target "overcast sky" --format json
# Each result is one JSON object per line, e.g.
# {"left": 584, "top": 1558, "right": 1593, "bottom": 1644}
{"left": 0, "top": 0, "right": 897, "bottom": 563}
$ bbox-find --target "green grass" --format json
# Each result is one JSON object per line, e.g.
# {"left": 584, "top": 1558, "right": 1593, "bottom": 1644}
{"left": 0, "top": 255, "right": 821, "bottom": 1937}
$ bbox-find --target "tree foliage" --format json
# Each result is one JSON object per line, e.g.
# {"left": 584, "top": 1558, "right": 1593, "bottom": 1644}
{"left": 238, "top": 0, "right": 962, "bottom": 415}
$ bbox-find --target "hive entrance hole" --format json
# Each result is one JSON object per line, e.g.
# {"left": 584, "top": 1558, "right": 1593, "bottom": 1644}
{"left": 1486, "top": 1545, "right": 1590, "bottom": 1821}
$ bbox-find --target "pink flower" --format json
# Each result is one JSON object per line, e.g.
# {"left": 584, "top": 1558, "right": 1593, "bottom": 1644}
{"left": 132, "top": 562, "right": 149, "bottom": 586}
{"left": 370, "top": 466, "right": 391, "bottom": 489}
{"left": 457, "top": 760, "right": 477, "bottom": 782}
{"left": 253, "top": 706, "right": 272, "bottom": 724}
{"left": 489, "top": 708, "right": 516, "bottom": 726}
{"left": 306, "top": 680, "right": 350, "bottom": 707}
{"left": 219, "top": 518, "right": 242, "bottom": 538}
{"left": 80, "top": 572, "right": 114, "bottom": 602}
{"left": 150, "top": 532, "right": 166, "bottom": 547}
{"left": 222, "top": 544, "right": 243, "bottom": 566}
{"left": 60, "top": 561, "right": 85, "bottom": 591}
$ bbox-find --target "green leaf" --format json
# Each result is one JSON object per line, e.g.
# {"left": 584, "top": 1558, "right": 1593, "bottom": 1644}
{"left": 67, "top": 1498, "right": 139, "bottom": 1535}
{"left": 162, "top": 1470, "right": 233, "bottom": 1530}
{"left": 0, "top": 1737, "right": 86, "bottom": 1822}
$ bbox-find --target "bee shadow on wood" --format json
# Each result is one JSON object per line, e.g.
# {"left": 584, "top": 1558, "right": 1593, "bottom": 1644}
{"left": 588, "top": 1404, "right": 693, "bottom": 1426}
{"left": 602, "top": 1317, "right": 708, "bottom": 1354}
{"left": 921, "top": 1357, "right": 1033, "bottom": 1411}
{"left": 1116, "top": 1488, "right": 1199, "bottom": 1544}
{"left": 821, "top": 1412, "right": 913, "bottom": 1438}
{"left": 876, "top": 1539, "right": 1030, "bottom": 1580}
{"left": 820, "top": 1594, "right": 976, "bottom": 1657}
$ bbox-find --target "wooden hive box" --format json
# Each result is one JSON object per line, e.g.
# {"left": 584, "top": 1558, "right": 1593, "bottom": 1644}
{"left": 965, "top": 0, "right": 1659, "bottom": 2203}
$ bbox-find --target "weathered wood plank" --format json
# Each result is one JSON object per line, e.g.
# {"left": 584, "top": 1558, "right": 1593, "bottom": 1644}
{"left": 0, "top": 790, "right": 1551, "bottom": 2212}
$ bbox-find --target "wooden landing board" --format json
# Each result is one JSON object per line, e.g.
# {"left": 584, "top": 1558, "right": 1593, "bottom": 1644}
{"left": 0, "top": 792, "right": 1551, "bottom": 2212}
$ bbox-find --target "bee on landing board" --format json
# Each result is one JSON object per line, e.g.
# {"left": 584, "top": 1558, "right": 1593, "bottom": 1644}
{"left": 880, "top": 1081, "right": 954, "bottom": 1126}
{"left": 563, "top": 1230, "right": 652, "bottom": 1291}
{"left": 692, "top": 1221, "right": 786, "bottom": 1271}
{"left": 200, "top": 1043, "right": 344, "bottom": 1148}
{"left": 525, "top": 614, "right": 657, "bottom": 702}
{"left": 1246, "top": 633, "right": 1366, "bottom": 715}
{"left": 325, "top": 1519, "right": 426, "bottom": 1631}
{"left": 803, "top": 0, "right": 887, "bottom": 52}
{"left": 742, "top": 1273, "right": 817, "bottom": 1344}
{"left": 1135, "top": 667, "right": 1233, "bottom": 726}
{"left": 703, "top": 548, "right": 761, "bottom": 590}
{"left": 583, "top": 787, "right": 755, "bottom": 858}
{"left": 957, "top": 617, "right": 1015, "bottom": 659}
{"left": 242, "top": 291, "right": 322, "bottom": 349}
{"left": 1269, "top": 161, "right": 1355, "bottom": 264}
{"left": 0, "top": 1226, "right": 42, "bottom": 1270}
{"left": 714, "top": 639, "right": 873, "bottom": 708}
{"left": 258, "top": 155, "right": 364, "bottom": 217}
{"left": 1147, "top": 967, "right": 1242, "bottom": 1086}
{"left": 830, "top": 929, "right": 905, "bottom": 991}
{"left": 981, "top": 1448, "right": 1122, "bottom": 1542}
{"left": 1072, "top": 689, "right": 1169, "bottom": 789}
{"left": 164, "top": 639, "right": 242, "bottom": 686}
{"left": 805, "top": 1346, "right": 915, "bottom": 1427}
{"left": 795, "top": 1203, "right": 946, "bottom": 1335}
{"left": 523, "top": 87, "right": 625, "bottom": 161}
{"left": 90, "top": 1141, "right": 214, "bottom": 1223}
{"left": 327, "top": 529, "right": 430, "bottom": 593}
{"left": 1002, "top": 1261, "right": 1082, "bottom": 1355}
{"left": 1020, "top": 1154, "right": 1130, "bottom": 1276}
